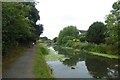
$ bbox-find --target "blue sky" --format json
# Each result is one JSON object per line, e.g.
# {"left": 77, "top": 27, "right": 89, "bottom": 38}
{"left": 35, "top": 0, "right": 117, "bottom": 39}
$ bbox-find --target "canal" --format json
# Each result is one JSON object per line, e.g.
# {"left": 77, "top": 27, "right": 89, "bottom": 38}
{"left": 45, "top": 45, "right": 119, "bottom": 79}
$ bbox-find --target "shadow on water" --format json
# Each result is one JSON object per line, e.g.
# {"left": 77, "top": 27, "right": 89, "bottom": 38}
{"left": 47, "top": 45, "right": 120, "bottom": 79}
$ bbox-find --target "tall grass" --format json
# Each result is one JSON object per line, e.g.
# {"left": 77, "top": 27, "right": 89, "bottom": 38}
{"left": 33, "top": 43, "right": 53, "bottom": 78}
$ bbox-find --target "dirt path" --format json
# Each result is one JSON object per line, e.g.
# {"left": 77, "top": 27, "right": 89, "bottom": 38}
{"left": 3, "top": 46, "right": 35, "bottom": 78}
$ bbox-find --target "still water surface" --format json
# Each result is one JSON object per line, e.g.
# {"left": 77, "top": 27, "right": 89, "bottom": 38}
{"left": 46, "top": 46, "right": 119, "bottom": 79}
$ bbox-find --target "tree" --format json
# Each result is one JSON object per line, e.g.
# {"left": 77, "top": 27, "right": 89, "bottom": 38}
{"left": 40, "top": 37, "right": 48, "bottom": 41}
{"left": 86, "top": 21, "right": 106, "bottom": 44}
{"left": 57, "top": 25, "right": 79, "bottom": 45}
{"left": 105, "top": 0, "right": 120, "bottom": 55}
{"left": 35, "top": 24, "right": 44, "bottom": 36}
{"left": 53, "top": 37, "right": 58, "bottom": 43}
{"left": 2, "top": 2, "right": 43, "bottom": 55}
{"left": 79, "top": 34, "right": 86, "bottom": 42}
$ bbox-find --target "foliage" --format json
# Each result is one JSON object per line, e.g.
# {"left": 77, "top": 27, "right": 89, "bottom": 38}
{"left": 79, "top": 34, "right": 86, "bottom": 42}
{"left": 86, "top": 21, "right": 106, "bottom": 44}
{"left": 72, "top": 42, "right": 81, "bottom": 49}
{"left": 52, "top": 37, "right": 57, "bottom": 43}
{"left": 62, "top": 36, "right": 75, "bottom": 45}
{"left": 2, "top": 2, "right": 43, "bottom": 55}
{"left": 77, "top": 43, "right": 106, "bottom": 54}
{"left": 35, "top": 24, "right": 44, "bottom": 36}
{"left": 57, "top": 25, "right": 79, "bottom": 46}
{"left": 40, "top": 36, "right": 49, "bottom": 41}
{"left": 105, "top": 0, "right": 120, "bottom": 55}
{"left": 65, "top": 40, "right": 74, "bottom": 47}
{"left": 38, "top": 44, "right": 49, "bottom": 55}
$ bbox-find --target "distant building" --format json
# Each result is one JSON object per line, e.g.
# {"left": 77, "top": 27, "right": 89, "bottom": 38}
{"left": 79, "top": 30, "right": 87, "bottom": 34}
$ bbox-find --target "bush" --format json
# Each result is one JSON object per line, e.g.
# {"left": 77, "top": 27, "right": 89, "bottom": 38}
{"left": 105, "top": 44, "right": 118, "bottom": 55}
{"left": 92, "top": 44, "right": 107, "bottom": 54}
{"left": 80, "top": 43, "right": 95, "bottom": 51}
{"left": 79, "top": 34, "right": 86, "bottom": 42}
{"left": 76, "top": 43, "right": 107, "bottom": 54}
{"left": 65, "top": 40, "right": 74, "bottom": 47}
{"left": 72, "top": 42, "right": 81, "bottom": 49}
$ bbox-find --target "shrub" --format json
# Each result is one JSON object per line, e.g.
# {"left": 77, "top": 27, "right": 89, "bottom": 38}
{"left": 77, "top": 43, "right": 107, "bottom": 54}
{"left": 92, "top": 44, "right": 107, "bottom": 54}
{"left": 72, "top": 42, "right": 81, "bottom": 49}
{"left": 65, "top": 40, "right": 74, "bottom": 47}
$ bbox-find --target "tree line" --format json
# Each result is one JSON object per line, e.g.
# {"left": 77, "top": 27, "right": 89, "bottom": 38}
{"left": 55, "top": 0, "right": 120, "bottom": 55}
{"left": 2, "top": 2, "right": 43, "bottom": 56}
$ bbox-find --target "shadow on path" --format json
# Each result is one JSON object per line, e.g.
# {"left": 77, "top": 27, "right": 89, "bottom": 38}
{"left": 3, "top": 46, "right": 35, "bottom": 78}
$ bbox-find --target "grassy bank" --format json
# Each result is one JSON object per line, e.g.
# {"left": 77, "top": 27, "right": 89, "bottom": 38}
{"left": 59, "top": 42, "right": 120, "bottom": 59}
{"left": 76, "top": 43, "right": 120, "bottom": 59}
{"left": 33, "top": 43, "right": 53, "bottom": 78}
{"left": 84, "top": 50, "right": 120, "bottom": 59}
{"left": 3, "top": 45, "right": 27, "bottom": 72}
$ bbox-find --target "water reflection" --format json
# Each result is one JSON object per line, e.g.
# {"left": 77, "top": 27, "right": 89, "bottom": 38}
{"left": 48, "top": 45, "right": 119, "bottom": 78}
{"left": 85, "top": 56, "right": 119, "bottom": 79}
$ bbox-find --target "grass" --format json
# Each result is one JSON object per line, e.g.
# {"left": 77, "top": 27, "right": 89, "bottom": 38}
{"left": 2, "top": 45, "right": 27, "bottom": 72}
{"left": 84, "top": 50, "right": 120, "bottom": 59}
{"left": 33, "top": 43, "right": 53, "bottom": 78}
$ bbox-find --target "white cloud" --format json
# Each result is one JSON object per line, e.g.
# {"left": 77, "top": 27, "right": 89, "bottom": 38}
{"left": 35, "top": 0, "right": 117, "bottom": 39}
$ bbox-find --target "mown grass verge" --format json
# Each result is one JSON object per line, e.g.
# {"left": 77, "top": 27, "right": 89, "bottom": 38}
{"left": 84, "top": 50, "right": 120, "bottom": 59}
{"left": 33, "top": 43, "right": 54, "bottom": 78}
{"left": 2, "top": 45, "right": 27, "bottom": 72}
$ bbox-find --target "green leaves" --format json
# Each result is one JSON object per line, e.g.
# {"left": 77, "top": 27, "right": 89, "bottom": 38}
{"left": 2, "top": 2, "right": 43, "bottom": 55}
{"left": 86, "top": 21, "right": 106, "bottom": 44}
{"left": 57, "top": 26, "right": 79, "bottom": 45}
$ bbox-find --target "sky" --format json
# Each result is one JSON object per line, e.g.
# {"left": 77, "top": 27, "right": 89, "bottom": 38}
{"left": 35, "top": 0, "right": 117, "bottom": 39}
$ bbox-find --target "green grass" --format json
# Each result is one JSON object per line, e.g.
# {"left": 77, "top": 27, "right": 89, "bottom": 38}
{"left": 84, "top": 50, "right": 120, "bottom": 59}
{"left": 33, "top": 43, "right": 53, "bottom": 78}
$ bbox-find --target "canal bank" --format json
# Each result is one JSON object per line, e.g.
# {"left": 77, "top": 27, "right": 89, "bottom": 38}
{"left": 59, "top": 46, "right": 120, "bottom": 59}
{"left": 33, "top": 43, "right": 53, "bottom": 78}
{"left": 45, "top": 45, "right": 119, "bottom": 79}
{"left": 84, "top": 50, "right": 120, "bottom": 59}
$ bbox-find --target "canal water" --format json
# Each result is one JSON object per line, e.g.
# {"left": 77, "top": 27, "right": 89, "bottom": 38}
{"left": 46, "top": 46, "right": 119, "bottom": 79}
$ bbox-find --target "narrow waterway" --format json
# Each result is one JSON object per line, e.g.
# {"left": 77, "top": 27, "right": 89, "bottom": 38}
{"left": 46, "top": 46, "right": 119, "bottom": 79}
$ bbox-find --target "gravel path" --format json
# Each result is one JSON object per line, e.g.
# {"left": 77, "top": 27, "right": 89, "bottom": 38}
{"left": 3, "top": 46, "right": 35, "bottom": 78}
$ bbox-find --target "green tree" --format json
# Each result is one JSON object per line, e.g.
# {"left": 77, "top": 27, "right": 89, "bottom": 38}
{"left": 86, "top": 21, "right": 106, "bottom": 44}
{"left": 105, "top": 0, "right": 120, "bottom": 55}
{"left": 57, "top": 25, "right": 79, "bottom": 45}
{"left": 79, "top": 34, "right": 86, "bottom": 42}
{"left": 2, "top": 2, "right": 43, "bottom": 55}
{"left": 53, "top": 37, "right": 58, "bottom": 43}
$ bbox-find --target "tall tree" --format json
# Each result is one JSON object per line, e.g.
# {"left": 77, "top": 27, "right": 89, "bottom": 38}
{"left": 86, "top": 21, "right": 106, "bottom": 44}
{"left": 57, "top": 25, "right": 79, "bottom": 45}
{"left": 2, "top": 2, "right": 43, "bottom": 55}
{"left": 105, "top": 0, "right": 120, "bottom": 55}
